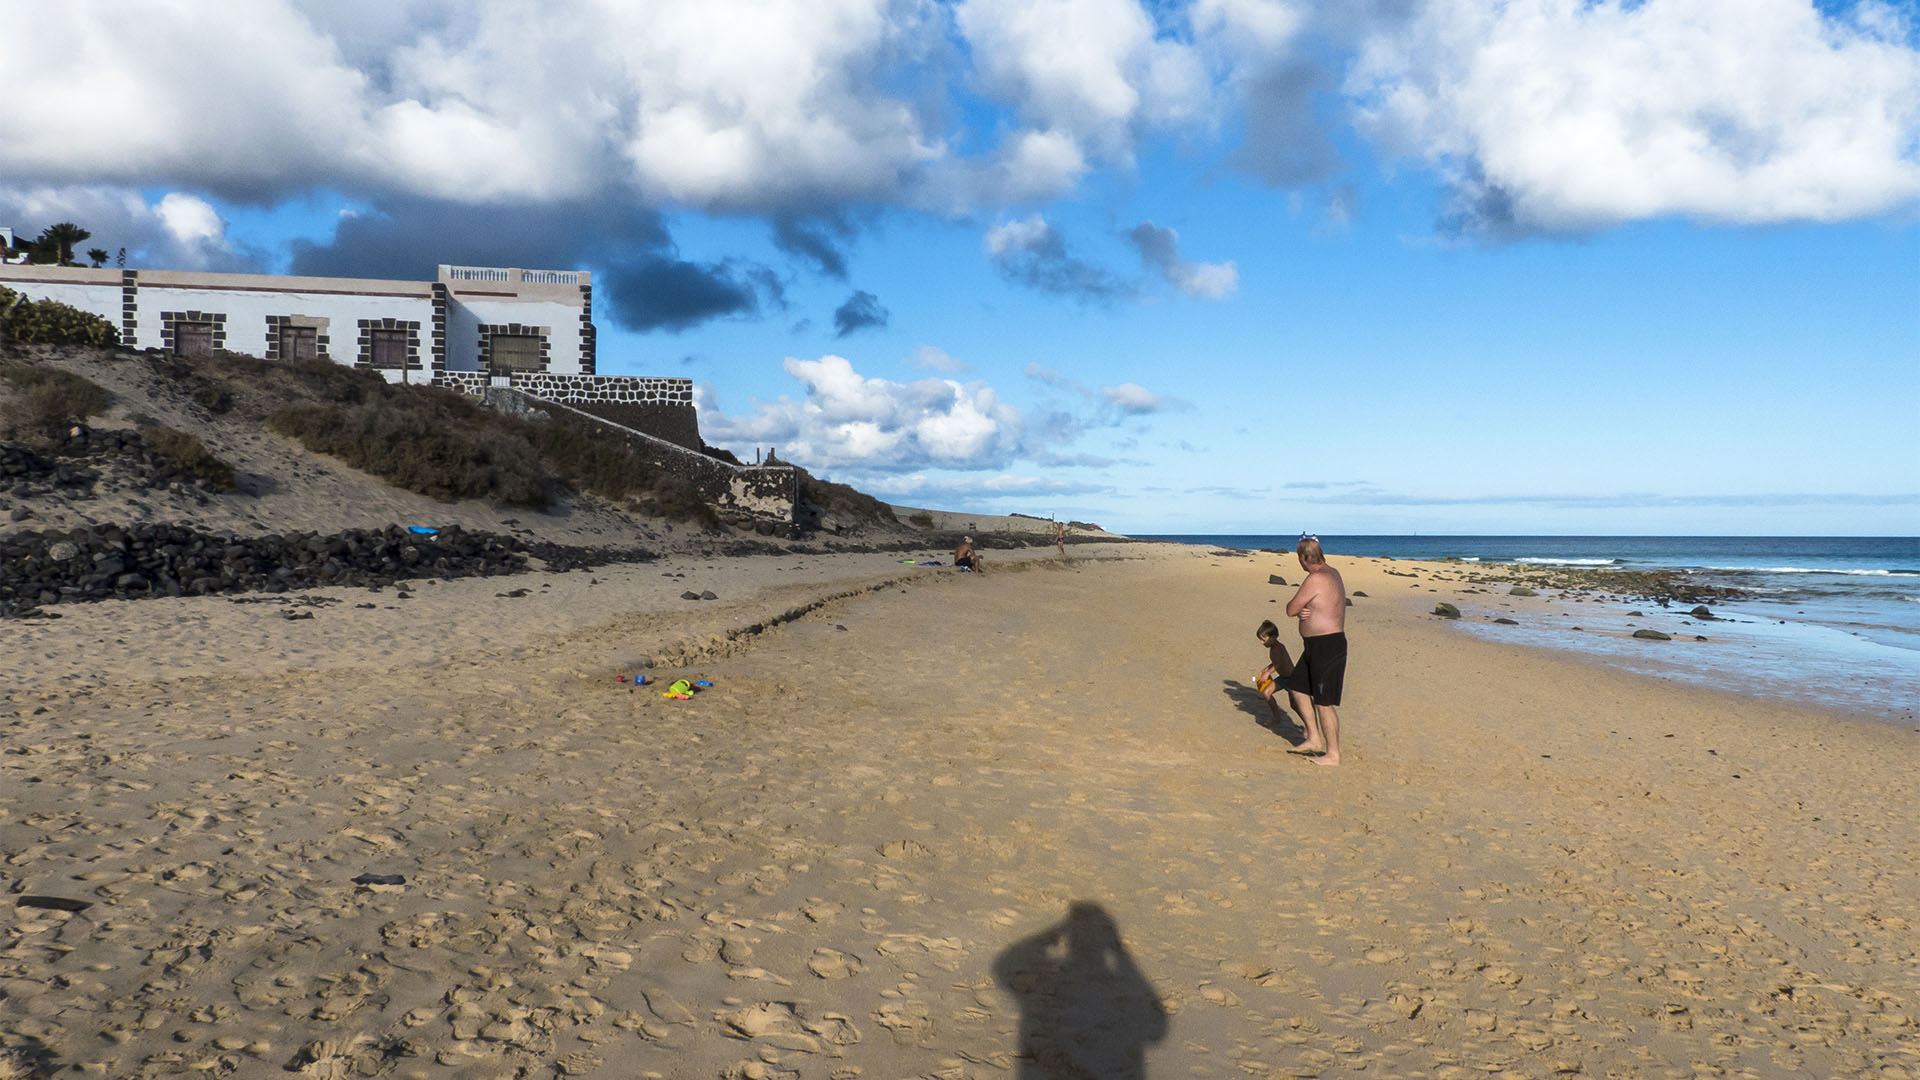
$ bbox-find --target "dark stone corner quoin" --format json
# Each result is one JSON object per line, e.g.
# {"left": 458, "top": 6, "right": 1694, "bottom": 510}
{"left": 0, "top": 523, "right": 654, "bottom": 618}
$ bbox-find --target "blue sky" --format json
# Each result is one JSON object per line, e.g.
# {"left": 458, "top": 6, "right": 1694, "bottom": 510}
{"left": 3, "top": 0, "right": 1916, "bottom": 534}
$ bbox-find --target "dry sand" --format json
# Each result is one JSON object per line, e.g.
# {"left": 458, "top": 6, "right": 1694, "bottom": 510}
{"left": 4, "top": 544, "right": 1917, "bottom": 1079}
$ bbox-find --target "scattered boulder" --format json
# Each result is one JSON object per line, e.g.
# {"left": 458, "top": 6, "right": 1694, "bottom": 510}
{"left": 1432, "top": 602, "right": 1461, "bottom": 619}
{"left": 1351, "top": 590, "right": 1368, "bottom": 597}
{"left": 680, "top": 591, "right": 701, "bottom": 600}
{"left": 1268, "top": 574, "right": 1289, "bottom": 586}
{"left": 1689, "top": 605, "right": 1715, "bottom": 620}
{"left": 699, "top": 590, "right": 717, "bottom": 600}
{"left": 1509, "top": 586, "right": 1537, "bottom": 597}
{"left": 1632, "top": 629, "right": 1671, "bottom": 641}
{"left": 1493, "top": 617, "right": 1518, "bottom": 625}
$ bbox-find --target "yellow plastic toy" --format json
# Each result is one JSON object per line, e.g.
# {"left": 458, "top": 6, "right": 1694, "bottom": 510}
{"left": 662, "top": 678, "right": 694, "bottom": 699}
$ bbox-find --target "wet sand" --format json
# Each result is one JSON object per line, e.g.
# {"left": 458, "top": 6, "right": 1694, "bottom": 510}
{"left": 4, "top": 543, "right": 1917, "bottom": 1079}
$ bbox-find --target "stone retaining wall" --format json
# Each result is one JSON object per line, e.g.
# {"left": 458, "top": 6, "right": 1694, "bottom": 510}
{"left": 438, "top": 371, "right": 691, "bottom": 404}
{"left": 481, "top": 388, "right": 795, "bottom": 529}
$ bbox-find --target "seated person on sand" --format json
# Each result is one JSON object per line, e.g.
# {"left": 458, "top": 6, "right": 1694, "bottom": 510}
{"left": 1253, "top": 620, "right": 1304, "bottom": 730}
{"left": 954, "top": 537, "right": 984, "bottom": 573}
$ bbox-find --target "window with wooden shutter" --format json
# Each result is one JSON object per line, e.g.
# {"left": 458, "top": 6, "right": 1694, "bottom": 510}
{"left": 282, "top": 325, "right": 319, "bottom": 362}
{"left": 489, "top": 333, "right": 543, "bottom": 372}
{"left": 370, "top": 329, "right": 408, "bottom": 368}
{"left": 174, "top": 324, "right": 214, "bottom": 357}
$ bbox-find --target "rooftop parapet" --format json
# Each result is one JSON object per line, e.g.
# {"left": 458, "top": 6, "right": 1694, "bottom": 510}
{"left": 438, "top": 266, "right": 590, "bottom": 300}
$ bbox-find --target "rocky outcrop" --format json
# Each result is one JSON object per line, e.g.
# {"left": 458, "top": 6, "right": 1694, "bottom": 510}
{"left": 0, "top": 523, "right": 655, "bottom": 617}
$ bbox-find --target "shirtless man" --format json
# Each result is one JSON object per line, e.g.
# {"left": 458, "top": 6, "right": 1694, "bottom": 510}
{"left": 1284, "top": 534, "right": 1349, "bottom": 765}
{"left": 954, "top": 536, "right": 984, "bottom": 573}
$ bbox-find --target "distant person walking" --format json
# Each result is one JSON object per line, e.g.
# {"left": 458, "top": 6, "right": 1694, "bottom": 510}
{"left": 1055, "top": 521, "right": 1066, "bottom": 557}
{"left": 1285, "top": 534, "right": 1349, "bottom": 765}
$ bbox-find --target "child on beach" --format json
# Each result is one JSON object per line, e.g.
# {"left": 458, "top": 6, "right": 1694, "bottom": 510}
{"left": 1253, "top": 620, "right": 1298, "bottom": 729}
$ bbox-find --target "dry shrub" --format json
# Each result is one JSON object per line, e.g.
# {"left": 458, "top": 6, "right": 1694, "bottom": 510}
{"left": 792, "top": 464, "right": 898, "bottom": 527}
{"left": 0, "top": 363, "right": 112, "bottom": 436}
{"left": 142, "top": 425, "right": 238, "bottom": 490}
{"left": 530, "top": 411, "right": 719, "bottom": 528}
{"left": 268, "top": 397, "right": 555, "bottom": 507}
{"left": 0, "top": 288, "right": 121, "bottom": 346}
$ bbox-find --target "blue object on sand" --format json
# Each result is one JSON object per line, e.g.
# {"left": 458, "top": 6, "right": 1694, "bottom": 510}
{"left": 635, "top": 674, "right": 648, "bottom": 686}
{"left": 694, "top": 680, "right": 713, "bottom": 688}
{"left": 407, "top": 526, "right": 439, "bottom": 535}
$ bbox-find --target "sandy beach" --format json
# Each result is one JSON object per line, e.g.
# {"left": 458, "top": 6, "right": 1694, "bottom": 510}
{"left": 5, "top": 543, "right": 1917, "bottom": 1079}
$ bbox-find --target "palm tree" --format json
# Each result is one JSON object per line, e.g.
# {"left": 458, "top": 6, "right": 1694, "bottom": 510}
{"left": 87, "top": 248, "right": 108, "bottom": 267}
{"left": 35, "top": 223, "right": 92, "bottom": 266}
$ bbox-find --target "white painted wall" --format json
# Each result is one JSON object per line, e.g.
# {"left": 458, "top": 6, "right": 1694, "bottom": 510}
{"left": 453, "top": 297, "right": 585, "bottom": 375}
{"left": 1, "top": 279, "right": 121, "bottom": 325}
{"left": 1, "top": 268, "right": 589, "bottom": 377}
{"left": 132, "top": 287, "right": 434, "bottom": 359}
{"left": 445, "top": 301, "right": 481, "bottom": 372}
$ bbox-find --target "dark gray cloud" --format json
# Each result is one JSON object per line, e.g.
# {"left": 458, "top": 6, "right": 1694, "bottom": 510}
{"left": 286, "top": 195, "right": 787, "bottom": 333}
{"left": 602, "top": 257, "right": 782, "bottom": 333}
{"left": 1123, "top": 222, "right": 1238, "bottom": 299}
{"left": 288, "top": 196, "right": 670, "bottom": 280}
{"left": 832, "top": 290, "right": 890, "bottom": 337}
{"left": 985, "top": 216, "right": 1128, "bottom": 302}
{"left": 1436, "top": 166, "right": 1528, "bottom": 241}
{"left": 1231, "top": 59, "right": 1344, "bottom": 187}
{"left": 772, "top": 214, "right": 855, "bottom": 279}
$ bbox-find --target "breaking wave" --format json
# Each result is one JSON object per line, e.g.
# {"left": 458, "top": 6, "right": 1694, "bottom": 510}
{"left": 1515, "top": 557, "right": 1617, "bottom": 566}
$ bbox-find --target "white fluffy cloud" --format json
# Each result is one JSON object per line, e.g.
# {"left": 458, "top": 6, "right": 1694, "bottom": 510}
{"left": 0, "top": 0, "right": 1216, "bottom": 215}
{"left": 0, "top": 185, "right": 249, "bottom": 270}
{"left": 1348, "top": 0, "right": 1920, "bottom": 230}
{"left": 4, "top": 0, "right": 1913, "bottom": 275}
{"left": 956, "top": 0, "right": 1210, "bottom": 167}
{"left": 697, "top": 355, "right": 1026, "bottom": 471}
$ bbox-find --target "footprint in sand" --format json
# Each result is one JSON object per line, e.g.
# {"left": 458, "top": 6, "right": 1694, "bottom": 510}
{"left": 808, "top": 947, "right": 866, "bottom": 979}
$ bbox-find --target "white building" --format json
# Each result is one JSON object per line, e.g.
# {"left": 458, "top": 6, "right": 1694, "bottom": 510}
{"left": 0, "top": 262, "right": 602, "bottom": 384}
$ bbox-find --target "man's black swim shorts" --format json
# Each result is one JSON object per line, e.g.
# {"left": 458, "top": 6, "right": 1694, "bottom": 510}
{"left": 1284, "top": 631, "right": 1347, "bottom": 706}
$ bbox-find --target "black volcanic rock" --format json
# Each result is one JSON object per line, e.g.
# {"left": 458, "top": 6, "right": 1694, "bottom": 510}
{"left": 0, "top": 522, "right": 656, "bottom": 617}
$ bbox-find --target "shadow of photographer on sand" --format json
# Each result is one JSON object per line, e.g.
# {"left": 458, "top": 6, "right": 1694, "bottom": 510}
{"left": 992, "top": 901, "right": 1167, "bottom": 1079}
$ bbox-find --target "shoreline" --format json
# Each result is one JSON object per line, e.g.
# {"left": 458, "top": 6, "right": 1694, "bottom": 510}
{"left": 1177, "top": 541, "right": 1920, "bottom": 724}
{"left": 6, "top": 542, "right": 1916, "bottom": 1077}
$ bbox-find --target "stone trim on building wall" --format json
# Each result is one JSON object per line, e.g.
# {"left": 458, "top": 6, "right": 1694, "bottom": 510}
{"left": 160, "top": 310, "right": 226, "bottom": 354}
{"left": 263, "top": 314, "right": 332, "bottom": 361}
{"left": 477, "top": 323, "right": 550, "bottom": 373}
{"left": 356, "top": 318, "right": 422, "bottom": 370}
{"left": 120, "top": 271, "right": 138, "bottom": 346}
{"left": 578, "top": 284, "right": 596, "bottom": 375}
{"left": 430, "top": 283, "right": 449, "bottom": 378}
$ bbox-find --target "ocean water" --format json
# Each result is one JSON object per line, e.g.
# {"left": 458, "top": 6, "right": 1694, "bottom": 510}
{"left": 1139, "top": 535, "right": 1920, "bottom": 721}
